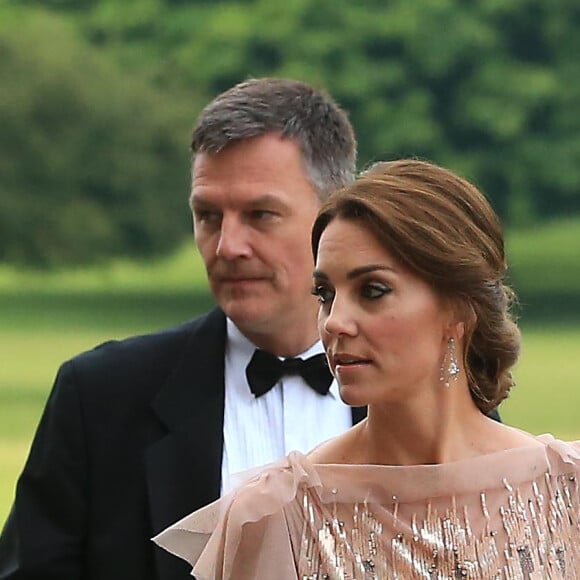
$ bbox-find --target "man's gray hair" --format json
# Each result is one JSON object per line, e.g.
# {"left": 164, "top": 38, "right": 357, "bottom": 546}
{"left": 191, "top": 78, "right": 357, "bottom": 199}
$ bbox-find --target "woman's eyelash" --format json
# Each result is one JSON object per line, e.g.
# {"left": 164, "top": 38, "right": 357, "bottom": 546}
{"left": 311, "top": 285, "right": 333, "bottom": 303}
{"left": 362, "top": 282, "right": 392, "bottom": 299}
{"left": 311, "top": 282, "right": 391, "bottom": 304}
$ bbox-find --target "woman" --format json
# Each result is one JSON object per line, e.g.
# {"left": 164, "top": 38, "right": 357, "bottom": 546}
{"left": 154, "top": 160, "right": 579, "bottom": 579}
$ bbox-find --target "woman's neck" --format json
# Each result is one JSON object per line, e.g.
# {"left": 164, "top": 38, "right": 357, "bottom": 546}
{"left": 309, "top": 382, "right": 540, "bottom": 467}
{"left": 357, "top": 387, "right": 500, "bottom": 466}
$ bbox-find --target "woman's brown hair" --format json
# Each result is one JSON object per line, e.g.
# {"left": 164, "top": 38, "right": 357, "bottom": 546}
{"left": 311, "top": 159, "right": 520, "bottom": 413}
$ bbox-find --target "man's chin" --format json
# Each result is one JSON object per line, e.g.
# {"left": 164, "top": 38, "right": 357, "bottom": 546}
{"left": 219, "top": 299, "right": 272, "bottom": 330}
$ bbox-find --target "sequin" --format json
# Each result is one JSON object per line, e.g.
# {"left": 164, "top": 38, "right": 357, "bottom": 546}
{"left": 298, "top": 472, "right": 579, "bottom": 579}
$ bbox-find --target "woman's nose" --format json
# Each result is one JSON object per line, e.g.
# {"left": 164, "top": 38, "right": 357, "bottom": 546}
{"left": 322, "top": 297, "right": 357, "bottom": 337}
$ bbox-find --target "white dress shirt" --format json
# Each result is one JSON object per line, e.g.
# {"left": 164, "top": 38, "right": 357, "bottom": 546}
{"left": 221, "top": 318, "right": 352, "bottom": 494}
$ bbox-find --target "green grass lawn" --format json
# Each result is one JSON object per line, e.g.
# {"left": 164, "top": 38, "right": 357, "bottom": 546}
{"left": 0, "top": 297, "right": 212, "bottom": 525}
{"left": 0, "top": 242, "right": 209, "bottom": 294}
{"left": 1, "top": 217, "right": 579, "bottom": 526}
{"left": 0, "top": 244, "right": 214, "bottom": 524}
{"left": 500, "top": 326, "right": 580, "bottom": 439}
{"left": 1, "top": 318, "right": 579, "bottom": 525}
{"left": 507, "top": 217, "right": 580, "bottom": 294}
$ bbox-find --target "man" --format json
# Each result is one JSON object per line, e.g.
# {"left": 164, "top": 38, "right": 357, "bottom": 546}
{"left": 0, "top": 78, "right": 360, "bottom": 579}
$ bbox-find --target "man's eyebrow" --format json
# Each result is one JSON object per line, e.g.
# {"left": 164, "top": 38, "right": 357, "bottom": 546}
{"left": 245, "top": 194, "right": 288, "bottom": 209}
{"left": 313, "top": 264, "right": 395, "bottom": 280}
{"left": 190, "top": 195, "right": 214, "bottom": 208}
{"left": 191, "top": 194, "right": 287, "bottom": 209}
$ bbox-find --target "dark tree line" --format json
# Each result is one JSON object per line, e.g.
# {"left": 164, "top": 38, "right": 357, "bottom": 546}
{"left": 2, "top": 0, "right": 580, "bottom": 266}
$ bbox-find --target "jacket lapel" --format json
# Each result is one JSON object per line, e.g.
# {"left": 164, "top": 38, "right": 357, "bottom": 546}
{"left": 145, "top": 308, "right": 227, "bottom": 578}
{"left": 351, "top": 405, "right": 367, "bottom": 425}
{"left": 146, "top": 308, "right": 367, "bottom": 578}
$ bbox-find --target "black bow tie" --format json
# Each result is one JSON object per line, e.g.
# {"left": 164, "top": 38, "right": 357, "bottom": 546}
{"left": 245, "top": 350, "right": 333, "bottom": 398}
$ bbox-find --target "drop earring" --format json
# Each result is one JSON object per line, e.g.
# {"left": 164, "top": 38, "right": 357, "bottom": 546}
{"left": 440, "top": 337, "right": 460, "bottom": 388}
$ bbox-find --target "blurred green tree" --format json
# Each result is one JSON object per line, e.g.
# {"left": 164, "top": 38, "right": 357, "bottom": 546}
{"left": 0, "top": 5, "right": 196, "bottom": 266}
{"left": 3, "top": 0, "right": 580, "bottom": 267}
{"left": 68, "top": 0, "right": 580, "bottom": 224}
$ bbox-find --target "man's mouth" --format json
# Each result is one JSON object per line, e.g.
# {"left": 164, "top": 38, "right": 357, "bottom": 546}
{"left": 218, "top": 275, "right": 266, "bottom": 283}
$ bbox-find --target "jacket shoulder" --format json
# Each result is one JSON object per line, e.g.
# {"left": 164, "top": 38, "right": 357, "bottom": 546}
{"left": 77, "top": 308, "right": 222, "bottom": 361}
{"left": 57, "top": 308, "right": 226, "bottom": 397}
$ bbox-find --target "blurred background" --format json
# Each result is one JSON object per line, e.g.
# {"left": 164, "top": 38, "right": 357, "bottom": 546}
{"left": 1, "top": 0, "right": 579, "bottom": 524}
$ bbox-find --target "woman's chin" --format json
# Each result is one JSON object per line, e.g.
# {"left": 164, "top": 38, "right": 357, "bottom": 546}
{"left": 338, "top": 384, "right": 370, "bottom": 408}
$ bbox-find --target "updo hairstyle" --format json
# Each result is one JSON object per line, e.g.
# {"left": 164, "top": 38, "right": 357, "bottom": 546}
{"left": 311, "top": 159, "right": 520, "bottom": 413}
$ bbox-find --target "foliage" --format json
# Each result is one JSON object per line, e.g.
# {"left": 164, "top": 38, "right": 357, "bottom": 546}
{"left": 65, "top": 0, "right": 580, "bottom": 221}
{"left": 0, "top": 5, "right": 196, "bottom": 266}
{"left": 2, "top": 0, "right": 580, "bottom": 266}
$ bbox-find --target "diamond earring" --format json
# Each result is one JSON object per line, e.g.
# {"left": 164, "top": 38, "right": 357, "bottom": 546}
{"left": 440, "top": 337, "right": 460, "bottom": 388}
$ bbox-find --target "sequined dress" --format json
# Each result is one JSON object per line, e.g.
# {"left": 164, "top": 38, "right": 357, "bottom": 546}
{"left": 154, "top": 435, "right": 580, "bottom": 579}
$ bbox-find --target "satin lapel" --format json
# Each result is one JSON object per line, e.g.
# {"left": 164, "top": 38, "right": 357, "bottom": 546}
{"left": 146, "top": 308, "right": 226, "bottom": 578}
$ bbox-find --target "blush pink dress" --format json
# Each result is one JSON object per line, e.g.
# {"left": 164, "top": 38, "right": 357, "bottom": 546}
{"left": 154, "top": 434, "right": 580, "bottom": 579}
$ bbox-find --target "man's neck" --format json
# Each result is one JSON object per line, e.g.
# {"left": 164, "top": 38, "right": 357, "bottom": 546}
{"left": 233, "top": 322, "right": 321, "bottom": 358}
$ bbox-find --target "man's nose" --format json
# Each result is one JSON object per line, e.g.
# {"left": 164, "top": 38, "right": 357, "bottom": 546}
{"left": 215, "top": 216, "right": 252, "bottom": 260}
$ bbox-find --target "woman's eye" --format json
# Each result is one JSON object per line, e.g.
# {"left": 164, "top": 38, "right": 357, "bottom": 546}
{"left": 362, "top": 283, "right": 391, "bottom": 300}
{"left": 311, "top": 286, "right": 334, "bottom": 304}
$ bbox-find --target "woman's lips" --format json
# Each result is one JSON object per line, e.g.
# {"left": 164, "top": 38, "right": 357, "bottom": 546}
{"left": 332, "top": 354, "right": 373, "bottom": 371}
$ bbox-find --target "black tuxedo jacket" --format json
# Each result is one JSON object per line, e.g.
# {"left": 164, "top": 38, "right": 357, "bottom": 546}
{"left": 0, "top": 308, "right": 366, "bottom": 580}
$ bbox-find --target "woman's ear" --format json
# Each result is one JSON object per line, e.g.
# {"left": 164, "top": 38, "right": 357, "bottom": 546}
{"left": 454, "top": 321, "right": 465, "bottom": 340}
{"left": 444, "top": 299, "right": 475, "bottom": 341}
{"left": 443, "top": 320, "right": 464, "bottom": 342}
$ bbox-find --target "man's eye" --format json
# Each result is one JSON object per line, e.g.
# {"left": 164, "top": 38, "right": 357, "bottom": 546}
{"left": 251, "top": 209, "right": 276, "bottom": 220}
{"left": 362, "top": 283, "right": 391, "bottom": 300}
{"left": 311, "top": 285, "right": 334, "bottom": 304}
{"left": 195, "top": 210, "right": 221, "bottom": 224}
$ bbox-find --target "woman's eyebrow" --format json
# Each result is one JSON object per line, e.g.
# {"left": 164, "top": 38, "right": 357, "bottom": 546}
{"left": 346, "top": 264, "right": 394, "bottom": 279}
{"left": 313, "top": 264, "right": 395, "bottom": 280}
